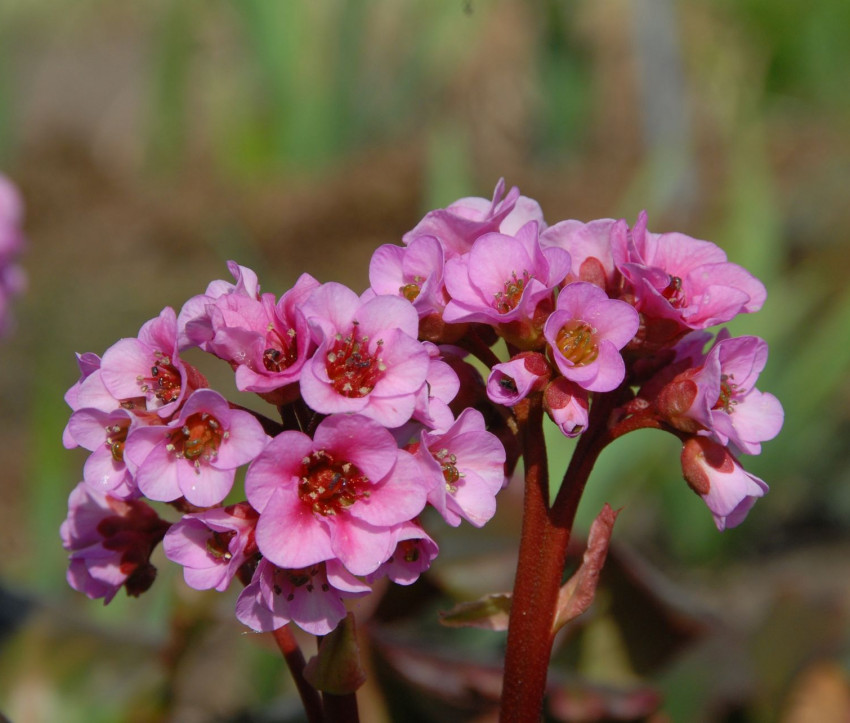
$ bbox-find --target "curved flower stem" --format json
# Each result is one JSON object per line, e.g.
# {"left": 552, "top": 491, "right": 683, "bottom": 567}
{"left": 500, "top": 391, "right": 617, "bottom": 722}
{"left": 272, "top": 625, "right": 323, "bottom": 723}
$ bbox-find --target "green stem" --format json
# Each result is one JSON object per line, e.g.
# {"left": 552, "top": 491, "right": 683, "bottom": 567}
{"left": 499, "top": 391, "right": 616, "bottom": 722}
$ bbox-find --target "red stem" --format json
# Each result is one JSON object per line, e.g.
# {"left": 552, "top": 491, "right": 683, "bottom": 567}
{"left": 272, "top": 626, "right": 324, "bottom": 723}
{"left": 499, "top": 392, "right": 615, "bottom": 722}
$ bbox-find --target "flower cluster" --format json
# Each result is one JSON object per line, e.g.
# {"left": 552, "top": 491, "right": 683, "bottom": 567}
{"left": 0, "top": 173, "right": 27, "bottom": 337}
{"left": 61, "top": 180, "right": 782, "bottom": 635}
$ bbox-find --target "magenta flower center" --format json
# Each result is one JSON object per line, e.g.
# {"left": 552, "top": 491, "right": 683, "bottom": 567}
{"left": 106, "top": 421, "right": 131, "bottom": 462}
{"left": 263, "top": 327, "right": 298, "bottom": 373}
{"left": 325, "top": 323, "right": 384, "bottom": 398}
{"left": 661, "top": 275, "right": 687, "bottom": 308}
{"left": 298, "top": 449, "right": 371, "bottom": 516}
{"left": 494, "top": 270, "right": 532, "bottom": 314}
{"left": 138, "top": 352, "right": 181, "bottom": 403}
{"left": 555, "top": 320, "right": 599, "bottom": 366}
{"left": 167, "top": 412, "right": 226, "bottom": 466}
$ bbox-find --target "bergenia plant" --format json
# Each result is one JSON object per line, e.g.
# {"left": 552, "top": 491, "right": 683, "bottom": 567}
{"left": 0, "top": 173, "right": 27, "bottom": 338}
{"left": 61, "top": 180, "right": 782, "bottom": 721}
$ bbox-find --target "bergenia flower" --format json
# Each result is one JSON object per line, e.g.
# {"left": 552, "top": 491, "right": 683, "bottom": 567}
{"left": 178, "top": 261, "right": 261, "bottom": 350}
{"left": 540, "top": 217, "right": 624, "bottom": 293}
{"left": 366, "top": 520, "right": 439, "bottom": 585}
{"left": 403, "top": 178, "right": 524, "bottom": 258}
{"left": 543, "top": 378, "right": 590, "bottom": 438}
{"left": 100, "top": 307, "right": 207, "bottom": 418}
{"left": 442, "top": 221, "right": 571, "bottom": 331}
{"left": 124, "top": 389, "right": 268, "bottom": 507}
{"left": 543, "top": 282, "right": 640, "bottom": 392}
{"left": 0, "top": 173, "right": 27, "bottom": 337}
{"left": 416, "top": 408, "right": 507, "bottom": 527}
{"left": 163, "top": 502, "right": 259, "bottom": 592}
{"left": 66, "top": 407, "right": 143, "bottom": 499}
{"left": 486, "top": 352, "right": 551, "bottom": 406}
{"left": 300, "top": 282, "right": 430, "bottom": 428}
{"left": 680, "top": 436, "right": 768, "bottom": 531}
{"left": 368, "top": 235, "right": 448, "bottom": 319}
{"left": 60, "top": 483, "right": 169, "bottom": 603}
{"left": 246, "top": 414, "right": 428, "bottom": 576}
{"left": 235, "top": 558, "right": 370, "bottom": 635}
{"left": 619, "top": 211, "right": 767, "bottom": 331}
{"left": 659, "top": 334, "right": 783, "bottom": 454}
{"left": 410, "top": 341, "right": 460, "bottom": 431}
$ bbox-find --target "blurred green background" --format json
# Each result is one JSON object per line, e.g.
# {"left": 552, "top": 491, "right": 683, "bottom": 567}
{"left": 1, "top": 0, "right": 849, "bottom": 720}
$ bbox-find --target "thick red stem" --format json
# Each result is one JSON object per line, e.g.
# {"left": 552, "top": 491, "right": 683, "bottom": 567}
{"left": 272, "top": 625, "right": 324, "bottom": 723}
{"left": 499, "top": 392, "right": 615, "bottom": 722}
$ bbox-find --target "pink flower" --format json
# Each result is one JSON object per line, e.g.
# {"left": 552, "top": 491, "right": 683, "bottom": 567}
{"left": 163, "top": 503, "right": 259, "bottom": 592}
{"left": 366, "top": 520, "right": 439, "bottom": 585}
{"left": 60, "top": 483, "right": 169, "bottom": 603}
{"left": 486, "top": 352, "right": 551, "bottom": 406}
{"left": 66, "top": 407, "right": 143, "bottom": 499}
{"left": 680, "top": 436, "right": 768, "bottom": 531}
{"left": 124, "top": 389, "right": 268, "bottom": 507}
{"left": 656, "top": 333, "right": 783, "bottom": 455}
{"left": 369, "top": 236, "right": 448, "bottom": 318}
{"left": 403, "top": 179, "right": 535, "bottom": 258}
{"left": 245, "top": 414, "right": 428, "bottom": 576}
{"left": 100, "top": 307, "right": 207, "bottom": 418}
{"left": 235, "top": 558, "right": 370, "bottom": 635}
{"left": 543, "top": 282, "right": 640, "bottom": 392}
{"left": 619, "top": 211, "right": 767, "bottom": 331}
{"left": 442, "top": 222, "right": 571, "bottom": 329}
{"left": 410, "top": 341, "right": 460, "bottom": 431}
{"left": 540, "top": 218, "right": 625, "bottom": 293}
{"left": 416, "top": 408, "right": 507, "bottom": 527}
{"left": 543, "top": 378, "right": 589, "bottom": 438}
{"left": 178, "top": 261, "right": 261, "bottom": 350}
{"left": 0, "top": 173, "right": 27, "bottom": 337}
{"left": 300, "top": 282, "right": 430, "bottom": 428}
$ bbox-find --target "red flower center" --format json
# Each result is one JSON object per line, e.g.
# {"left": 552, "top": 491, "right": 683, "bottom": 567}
{"left": 555, "top": 320, "right": 599, "bottom": 366}
{"left": 167, "top": 412, "right": 225, "bottom": 467}
{"left": 325, "top": 322, "right": 384, "bottom": 398}
{"left": 400, "top": 275, "right": 424, "bottom": 301}
{"left": 139, "top": 352, "right": 181, "bottom": 403}
{"left": 433, "top": 448, "right": 460, "bottom": 493}
{"left": 263, "top": 326, "right": 299, "bottom": 372}
{"left": 106, "top": 421, "right": 131, "bottom": 462}
{"left": 494, "top": 270, "right": 532, "bottom": 314}
{"left": 661, "top": 275, "right": 687, "bottom": 308}
{"left": 298, "top": 449, "right": 371, "bottom": 516}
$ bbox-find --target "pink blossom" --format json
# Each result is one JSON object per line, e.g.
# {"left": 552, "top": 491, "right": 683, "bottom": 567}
{"left": 63, "top": 352, "right": 106, "bottom": 447}
{"left": 403, "top": 179, "right": 532, "bottom": 258}
{"left": 620, "top": 211, "right": 767, "bottom": 331}
{"left": 543, "top": 378, "right": 590, "bottom": 438}
{"left": 486, "top": 352, "right": 551, "bottom": 406}
{"left": 660, "top": 334, "right": 783, "bottom": 455}
{"left": 366, "top": 520, "right": 439, "bottom": 585}
{"left": 178, "top": 261, "right": 261, "bottom": 350}
{"left": 416, "top": 408, "right": 507, "bottom": 527}
{"left": 369, "top": 236, "right": 448, "bottom": 318}
{"left": 124, "top": 389, "right": 268, "bottom": 507}
{"left": 66, "top": 407, "right": 143, "bottom": 499}
{"left": 0, "top": 173, "right": 27, "bottom": 337}
{"left": 246, "top": 414, "right": 428, "bottom": 576}
{"left": 442, "top": 222, "right": 571, "bottom": 329}
{"left": 100, "top": 307, "right": 207, "bottom": 418}
{"left": 543, "top": 282, "right": 640, "bottom": 392}
{"left": 410, "top": 341, "right": 460, "bottom": 431}
{"left": 235, "top": 558, "right": 370, "bottom": 635}
{"left": 540, "top": 218, "right": 625, "bottom": 292}
{"left": 163, "top": 503, "right": 259, "bottom": 592}
{"left": 680, "top": 436, "right": 768, "bottom": 531}
{"left": 60, "top": 482, "right": 169, "bottom": 603}
{"left": 300, "top": 282, "right": 430, "bottom": 428}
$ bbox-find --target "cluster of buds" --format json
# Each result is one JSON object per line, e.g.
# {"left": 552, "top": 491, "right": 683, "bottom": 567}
{"left": 0, "top": 174, "right": 27, "bottom": 337}
{"left": 61, "top": 180, "right": 782, "bottom": 635}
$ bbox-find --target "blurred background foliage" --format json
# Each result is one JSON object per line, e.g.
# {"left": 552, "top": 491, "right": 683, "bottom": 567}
{"left": 1, "top": 0, "right": 849, "bottom": 720}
